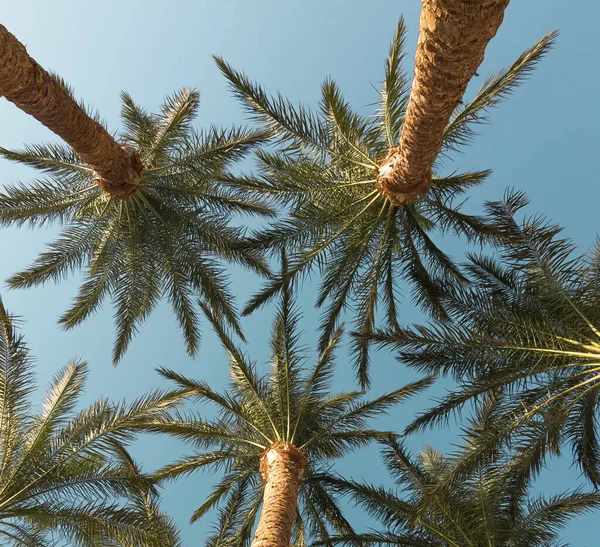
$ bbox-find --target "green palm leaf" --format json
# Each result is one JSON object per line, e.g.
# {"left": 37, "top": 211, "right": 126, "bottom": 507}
{"left": 326, "top": 437, "right": 600, "bottom": 547}
{"left": 369, "top": 189, "right": 600, "bottom": 486}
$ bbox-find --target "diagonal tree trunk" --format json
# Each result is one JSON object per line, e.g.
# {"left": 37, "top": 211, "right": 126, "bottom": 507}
{"left": 252, "top": 443, "right": 305, "bottom": 547}
{"left": 0, "top": 24, "right": 142, "bottom": 199}
{"left": 376, "top": 0, "right": 510, "bottom": 206}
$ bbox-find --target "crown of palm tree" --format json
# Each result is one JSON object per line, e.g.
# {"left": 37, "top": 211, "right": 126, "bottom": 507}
{"left": 0, "top": 297, "right": 183, "bottom": 546}
{"left": 0, "top": 80, "right": 273, "bottom": 363}
{"left": 325, "top": 434, "right": 600, "bottom": 547}
{"left": 142, "top": 262, "right": 434, "bottom": 545}
{"left": 368, "top": 189, "right": 600, "bottom": 486}
{"left": 214, "top": 18, "right": 556, "bottom": 387}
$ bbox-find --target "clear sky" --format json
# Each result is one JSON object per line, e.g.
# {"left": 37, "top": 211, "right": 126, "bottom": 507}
{"left": 1, "top": 0, "right": 599, "bottom": 544}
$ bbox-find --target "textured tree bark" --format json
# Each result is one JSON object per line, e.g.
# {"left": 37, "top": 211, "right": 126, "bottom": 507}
{"left": 376, "top": 0, "right": 510, "bottom": 206}
{"left": 0, "top": 24, "right": 142, "bottom": 199}
{"left": 252, "top": 443, "right": 305, "bottom": 547}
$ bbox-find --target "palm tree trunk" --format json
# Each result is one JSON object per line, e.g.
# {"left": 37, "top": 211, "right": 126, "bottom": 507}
{"left": 376, "top": 0, "right": 510, "bottom": 206}
{"left": 0, "top": 24, "right": 142, "bottom": 199}
{"left": 252, "top": 443, "right": 305, "bottom": 547}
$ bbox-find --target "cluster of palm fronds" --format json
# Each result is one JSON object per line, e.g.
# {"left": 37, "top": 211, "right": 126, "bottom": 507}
{"left": 213, "top": 21, "right": 557, "bottom": 388}
{"left": 369, "top": 189, "right": 600, "bottom": 488}
{"left": 0, "top": 299, "right": 184, "bottom": 546}
{"left": 0, "top": 82, "right": 272, "bottom": 364}
{"left": 323, "top": 437, "right": 600, "bottom": 547}
{"left": 0, "top": 11, "right": 596, "bottom": 547}
{"left": 142, "top": 270, "right": 434, "bottom": 545}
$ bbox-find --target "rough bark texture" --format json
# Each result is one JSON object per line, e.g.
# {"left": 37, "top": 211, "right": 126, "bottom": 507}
{"left": 376, "top": 0, "right": 510, "bottom": 206}
{"left": 252, "top": 443, "right": 306, "bottom": 547}
{"left": 0, "top": 24, "right": 142, "bottom": 199}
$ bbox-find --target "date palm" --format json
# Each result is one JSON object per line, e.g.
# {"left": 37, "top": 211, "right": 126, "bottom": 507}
{"left": 326, "top": 435, "right": 600, "bottom": 547}
{"left": 368, "top": 189, "right": 600, "bottom": 486}
{"left": 0, "top": 297, "right": 182, "bottom": 546}
{"left": 216, "top": 19, "right": 555, "bottom": 387}
{"left": 0, "top": 82, "right": 272, "bottom": 363}
{"left": 143, "top": 263, "right": 434, "bottom": 547}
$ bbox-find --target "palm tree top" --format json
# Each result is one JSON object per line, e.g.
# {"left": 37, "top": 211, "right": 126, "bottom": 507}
{"left": 0, "top": 296, "right": 182, "bottom": 546}
{"left": 214, "top": 18, "right": 557, "bottom": 387}
{"left": 143, "top": 263, "right": 434, "bottom": 544}
{"left": 368, "top": 188, "right": 600, "bottom": 486}
{"left": 0, "top": 81, "right": 273, "bottom": 363}
{"left": 327, "top": 435, "right": 600, "bottom": 547}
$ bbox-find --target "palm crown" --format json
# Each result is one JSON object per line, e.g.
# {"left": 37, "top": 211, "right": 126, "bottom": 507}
{"left": 328, "top": 435, "right": 600, "bottom": 547}
{"left": 0, "top": 81, "right": 272, "bottom": 363}
{"left": 142, "top": 265, "right": 433, "bottom": 545}
{"left": 215, "top": 18, "right": 556, "bottom": 387}
{"left": 0, "top": 297, "right": 182, "bottom": 546}
{"left": 369, "top": 189, "right": 600, "bottom": 486}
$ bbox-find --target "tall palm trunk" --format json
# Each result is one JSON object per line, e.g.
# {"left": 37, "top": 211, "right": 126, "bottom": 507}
{"left": 376, "top": 0, "right": 510, "bottom": 205}
{"left": 0, "top": 24, "right": 142, "bottom": 199}
{"left": 252, "top": 443, "right": 305, "bottom": 547}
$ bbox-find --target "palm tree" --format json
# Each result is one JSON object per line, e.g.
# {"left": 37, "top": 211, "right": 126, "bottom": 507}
{"left": 326, "top": 435, "right": 600, "bottom": 547}
{"left": 215, "top": 19, "right": 555, "bottom": 386}
{"left": 377, "top": 1, "right": 510, "bottom": 203}
{"left": 0, "top": 297, "right": 182, "bottom": 545}
{"left": 367, "top": 189, "right": 600, "bottom": 486}
{"left": 0, "top": 24, "right": 143, "bottom": 198}
{"left": 142, "top": 262, "right": 434, "bottom": 546}
{"left": 0, "top": 81, "right": 272, "bottom": 363}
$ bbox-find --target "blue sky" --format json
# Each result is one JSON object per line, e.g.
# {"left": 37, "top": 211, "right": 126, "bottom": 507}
{"left": 1, "top": 0, "right": 599, "bottom": 544}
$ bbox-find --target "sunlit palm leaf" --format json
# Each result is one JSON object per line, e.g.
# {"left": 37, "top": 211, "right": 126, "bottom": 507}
{"left": 369, "top": 189, "right": 600, "bottom": 486}
{"left": 0, "top": 298, "right": 183, "bottom": 546}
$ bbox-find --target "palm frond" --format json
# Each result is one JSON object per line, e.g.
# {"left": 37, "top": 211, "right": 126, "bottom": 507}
{"left": 0, "top": 303, "right": 179, "bottom": 546}
{"left": 442, "top": 31, "right": 558, "bottom": 154}
{"left": 371, "top": 189, "right": 600, "bottom": 485}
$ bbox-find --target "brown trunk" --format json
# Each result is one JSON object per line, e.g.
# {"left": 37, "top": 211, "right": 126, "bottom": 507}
{"left": 376, "top": 0, "right": 510, "bottom": 206}
{"left": 0, "top": 24, "right": 142, "bottom": 199}
{"left": 252, "top": 443, "right": 306, "bottom": 547}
